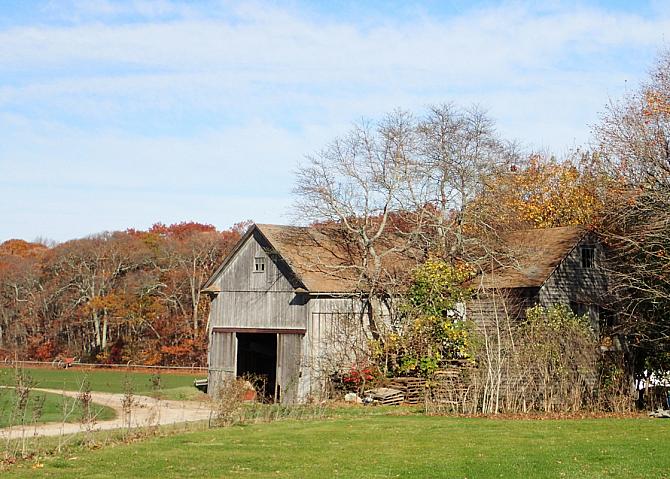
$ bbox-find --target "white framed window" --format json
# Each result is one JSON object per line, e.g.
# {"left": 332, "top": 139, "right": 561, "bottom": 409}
{"left": 254, "top": 256, "right": 266, "bottom": 273}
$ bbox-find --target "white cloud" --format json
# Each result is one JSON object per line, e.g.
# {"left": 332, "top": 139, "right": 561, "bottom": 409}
{"left": 0, "top": 1, "right": 668, "bottom": 241}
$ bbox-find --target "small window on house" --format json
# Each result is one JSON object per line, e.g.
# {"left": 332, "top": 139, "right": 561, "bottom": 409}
{"left": 570, "top": 301, "right": 588, "bottom": 317}
{"left": 581, "top": 246, "right": 595, "bottom": 268}
{"left": 254, "top": 257, "right": 266, "bottom": 273}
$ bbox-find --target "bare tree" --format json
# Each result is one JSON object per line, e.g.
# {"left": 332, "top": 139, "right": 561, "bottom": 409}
{"left": 595, "top": 50, "right": 670, "bottom": 357}
{"left": 415, "top": 104, "right": 518, "bottom": 259}
{"left": 294, "top": 110, "right": 424, "bottom": 341}
{"left": 294, "top": 105, "right": 518, "bottom": 282}
{"left": 293, "top": 104, "right": 520, "bottom": 377}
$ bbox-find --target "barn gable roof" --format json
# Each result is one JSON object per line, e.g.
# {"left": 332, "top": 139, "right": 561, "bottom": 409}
{"left": 255, "top": 223, "right": 363, "bottom": 293}
{"left": 476, "top": 225, "right": 589, "bottom": 289}
{"left": 202, "top": 223, "right": 365, "bottom": 294}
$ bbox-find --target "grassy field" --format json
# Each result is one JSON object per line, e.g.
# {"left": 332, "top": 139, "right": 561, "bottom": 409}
{"left": 0, "top": 389, "right": 116, "bottom": 428}
{"left": 4, "top": 414, "right": 670, "bottom": 478}
{"left": 0, "top": 366, "right": 206, "bottom": 400}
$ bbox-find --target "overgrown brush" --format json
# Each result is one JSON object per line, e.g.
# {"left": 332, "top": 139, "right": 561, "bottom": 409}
{"left": 425, "top": 305, "right": 635, "bottom": 415}
{"left": 210, "top": 376, "right": 328, "bottom": 427}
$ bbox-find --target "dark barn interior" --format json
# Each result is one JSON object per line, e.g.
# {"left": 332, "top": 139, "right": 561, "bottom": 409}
{"left": 236, "top": 333, "right": 277, "bottom": 401}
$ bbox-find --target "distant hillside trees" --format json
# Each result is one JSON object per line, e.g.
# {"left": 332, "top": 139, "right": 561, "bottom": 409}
{"left": 0, "top": 222, "right": 243, "bottom": 365}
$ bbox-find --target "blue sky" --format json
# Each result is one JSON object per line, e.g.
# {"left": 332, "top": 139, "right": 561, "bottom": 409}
{"left": 1, "top": 0, "right": 668, "bottom": 242}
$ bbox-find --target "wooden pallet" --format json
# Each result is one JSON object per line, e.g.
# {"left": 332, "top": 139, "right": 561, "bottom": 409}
{"left": 429, "top": 368, "right": 472, "bottom": 408}
{"left": 389, "top": 377, "right": 426, "bottom": 404}
{"left": 367, "top": 387, "right": 404, "bottom": 406}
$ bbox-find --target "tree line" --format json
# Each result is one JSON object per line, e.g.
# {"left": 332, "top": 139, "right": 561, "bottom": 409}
{"left": 0, "top": 222, "right": 244, "bottom": 365}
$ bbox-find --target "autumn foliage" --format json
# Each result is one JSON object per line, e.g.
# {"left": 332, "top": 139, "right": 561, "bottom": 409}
{"left": 0, "top": 222, "right": 244, "bottom": 366}
{"left": 474, "top": 154, "right": 612, "bottom": 230}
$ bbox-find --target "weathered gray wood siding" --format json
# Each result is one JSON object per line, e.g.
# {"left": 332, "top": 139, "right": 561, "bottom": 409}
{"left": 277, "top": 333, "right": 302, "bottom": 404}
{"left": 538, "top": 235, "right": 606, "bottom": 330}
{"left": 298, "top": 297, "right": 391, "bottom": 399}
{"left": 208, "top": 331, "right": 236, "bottom": 396}
{"left": 538, "top": 235, "right": 606, "bottom": 306}
{"left": 467, "top": 288, "right": 537, "bottom": 334}
{"left": 208, "top": 231, "right": 308, "bottom": 330}
{"left": 207, "top": 231, "right": 310, "bottom": 401}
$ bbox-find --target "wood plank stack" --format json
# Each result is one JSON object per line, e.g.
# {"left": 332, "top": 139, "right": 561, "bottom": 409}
{"left": 389, "top": 377, "right": 426, "bottom": 404}
{"left": 367, "top": 387, "right": 404, "bottom": 406}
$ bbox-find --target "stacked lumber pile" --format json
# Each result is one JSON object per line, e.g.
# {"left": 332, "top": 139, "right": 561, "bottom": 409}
{"left": 389, "top": 377, "right": 426, "bottom": 404}
{"left": 366, "top": 387, "right": 404, "bottom": 405}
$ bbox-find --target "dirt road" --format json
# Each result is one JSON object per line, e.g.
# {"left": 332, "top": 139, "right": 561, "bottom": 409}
{"left": 0, "top": 388, "right": 213, "bottom": 440}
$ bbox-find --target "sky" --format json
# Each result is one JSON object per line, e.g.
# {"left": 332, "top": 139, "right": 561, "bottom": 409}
{"left": 1, "top": 0, "right": 668, "bottom": 243}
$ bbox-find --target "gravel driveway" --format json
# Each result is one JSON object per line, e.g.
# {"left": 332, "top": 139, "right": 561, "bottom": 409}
{"left": 0, "top": 388, "right": 213, "bottom": 440}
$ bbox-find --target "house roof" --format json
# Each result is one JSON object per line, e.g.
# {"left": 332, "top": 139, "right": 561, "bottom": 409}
{"left": 475, "top": 225, "right": 588, "bottom": 289}
{"left": 255, "top": 223, "right": 363, "bottom": 293}
{"left": 203, "top": 223, "right": 590, "bottom": 295}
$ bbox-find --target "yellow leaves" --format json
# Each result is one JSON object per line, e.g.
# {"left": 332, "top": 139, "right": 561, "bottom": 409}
{"left": 415, "top": 258, "right": 474, "bottom": 286}
{"left": 478, "top": 155, "right": 610, "bottom": 229}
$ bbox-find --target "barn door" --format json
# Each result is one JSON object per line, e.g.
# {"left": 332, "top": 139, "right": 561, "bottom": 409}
{"left": 277, "top": 333, "right": 302, "bottom": 404}
{"left": 208, "top": 331, "right": 237, "bottom": 396}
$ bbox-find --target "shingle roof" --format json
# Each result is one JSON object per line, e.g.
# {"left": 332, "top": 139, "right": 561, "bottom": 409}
{"left": 475, "top": 225, "right": 587, "bottom": 289}
{"left": 204, "top": 223, "right": 588, "bottom": 295}
{"left": 256, "top": 223, "right": 362, "bottom": 293}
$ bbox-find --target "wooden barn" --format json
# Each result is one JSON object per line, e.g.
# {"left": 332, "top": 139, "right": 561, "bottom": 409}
{"left": 201, "top": 223, "right": 386, "bottom": 404}
{"left": 202, "top": 223, "right": 607, "bottom": 404}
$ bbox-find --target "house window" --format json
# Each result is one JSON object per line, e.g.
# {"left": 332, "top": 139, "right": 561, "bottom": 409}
{"left": 570, "top": 301, "right": 588, "bottom": 317}
{"left": 254, "top": 256, "right": 266, "bottom": 273}
{"left": 580, "top": 246, "right": 595, "bottom": 268}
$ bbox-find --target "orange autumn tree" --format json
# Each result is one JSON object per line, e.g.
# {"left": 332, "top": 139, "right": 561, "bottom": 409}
{"left": 474, "top": 154, "right": 611, "bottom": 230}
{"left": 0, "top": 222, "right": 243, "bottom": 366}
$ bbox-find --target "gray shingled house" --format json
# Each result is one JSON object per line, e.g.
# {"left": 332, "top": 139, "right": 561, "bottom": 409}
{"left": 202, "top": 223, "right": 606, "bottom": 404}
{"left": 468, "top": 225, "right": 607, "bottom": 333}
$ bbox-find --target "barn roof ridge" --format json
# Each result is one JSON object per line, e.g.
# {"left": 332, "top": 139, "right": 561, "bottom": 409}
{"left": 204, "top": 223, "right": 593, "bottom": 294}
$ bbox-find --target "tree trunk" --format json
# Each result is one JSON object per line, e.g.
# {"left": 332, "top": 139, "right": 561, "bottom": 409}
{"left": 93, "top": 310, "right": 101, "bottom": 349}
{"left": 102, "top": 313, "right": 108, "bottom": 351}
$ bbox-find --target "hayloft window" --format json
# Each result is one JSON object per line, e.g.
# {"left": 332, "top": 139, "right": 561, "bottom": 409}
{"left": 254, "top": 257, "right": 266, "bottom": 273}
{"left": 581, "top": 246, "right": 595, "bottom": 268}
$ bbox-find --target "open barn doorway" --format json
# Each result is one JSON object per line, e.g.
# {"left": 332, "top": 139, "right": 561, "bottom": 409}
{"left": 235, "top": 333, "right": 277, "bottom": 402}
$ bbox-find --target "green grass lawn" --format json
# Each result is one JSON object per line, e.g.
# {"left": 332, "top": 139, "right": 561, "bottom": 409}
{"left": 4, "top": 415, "right": 670, "bottom": 478}
{"left": 0, "top": 366, "right": 206, "bottom": 401}
{"left": 0, "top": 389, "right": 116, "bottom": 428}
